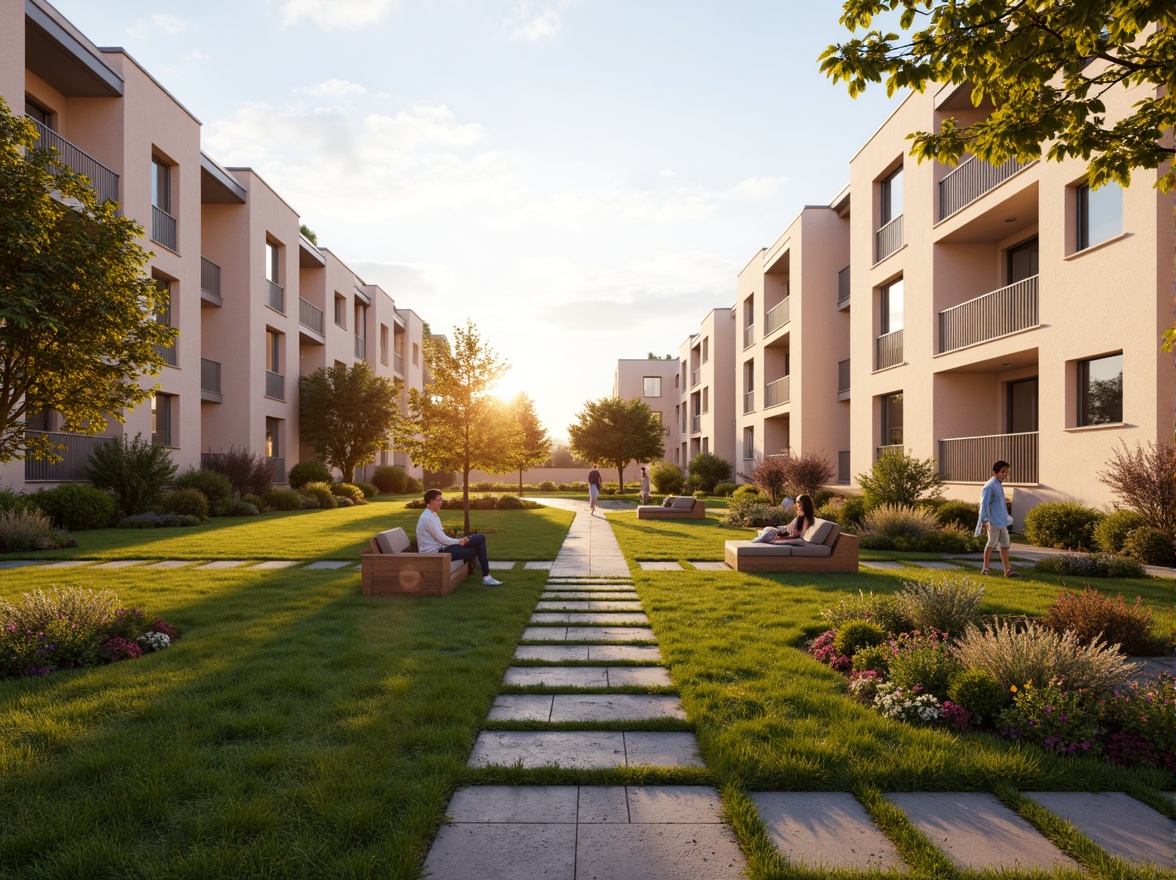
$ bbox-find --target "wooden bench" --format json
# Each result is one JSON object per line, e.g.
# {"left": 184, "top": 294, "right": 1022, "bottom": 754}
{"left": 724, "top": 518, "right": 859, "bottom": 573}
{"left": 360, "top": 527, "right": 475, "bottom": 596}
{"left": 636, "top": 496, "right": 707, "bottom": 520}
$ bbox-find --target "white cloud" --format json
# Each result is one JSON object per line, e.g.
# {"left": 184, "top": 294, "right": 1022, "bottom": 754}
{"left": 504, "top": 1, "right": 563, "bottom": 42}
{"left": 126, "top": 14, "right": 190, "bottom": 40}
{"left": 300, "top": 79, "right": 368, "bottom": 99}
{"left": 184, "top": 49, "right": 210, "bottom": 63}
{"left": 727, "top": 176, "right": 789, "bottom": 200}
{"left": 281, "top": 0, "right": 397, "bottom": 30}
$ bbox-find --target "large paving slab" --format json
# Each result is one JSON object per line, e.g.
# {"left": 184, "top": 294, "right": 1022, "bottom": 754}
{"left": 303, "top": 560, "right": 351, "bottom": 570}
{"left": 535, "top": 600, "right": 645, "bottom": 611}
{"left": 196, "top": 560, "right": 251, "bottom": 570}
{"left": 467, "top": 731, "right": 701, "bottom": 769}
{"left": 1024, "top": 791, "right": 1176, "bottom": 866}
{"left": 488, "top": 560, "right": 516, "bottom": 570}
{"left": 637, "top": 561, "right": 683, "bottom": 570}
{"left": 544, "top": 582, "right": 634, "bottom": 590}
{"left": 886, "top": 792, "right": 1079, "bottom": 871}
{"left": 523, "top": 561, "right": 553, "bottom": 570}
{"left": 540, "top": 592, "right": 639, "bottom": 602}
{"left": 423, "top": 823, "right": 575, "bottom": 879}
{"left": 512, "top": 644, "right": 664, "bottom": 662}
{"left": 909, "top": 561, "right": 962, "bottom": 570}
{"left": 529, "top": 612, "right": 649, "bottom": 625}
{"left": 250, "top": 560, "right": 299, "bottom": 569}
{"left": 521, "top": 626, "right": 656, "bottom": 642}
{"left": 576, "top": 824, "right": 744, "bottom": 879}
{"left": 859, "top": 560, "right": 905, "bottom": 570}
{"left": 144, "top": 560, "right": 194, "bottom": 569}
{"left": 93, "top": 560, "right": 147, "bottom": 569}
{"left": 503, "top": 666, "right": 672, "bottom": 688}
{"left": 41, "top": 560, "right": 93, "bottom": 568}
{"left": 690, "top": 561, "right": 730, "bottom": 570}
{"left": 489, "top": 694, "right": 685, "bottom": 722}
{"left": 752, "top": 792, "right": 905, "bottom": 871}
{"left": 0, "top": 560, "right": 39, "bottom": 569}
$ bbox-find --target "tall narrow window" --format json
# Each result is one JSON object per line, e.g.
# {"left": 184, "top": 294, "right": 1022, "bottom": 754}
{"left": 151, "top": 394, "right": 173, "bottom": 446}
{"left": 152, "top": 157, "right": 170, "bottom": 213}
{"left": 265, "top": 241, "right": 279, "bottom": 283}
{"left": 334, "top": 295, "right": 346, "bottom": 328}
{"left": 1007, "top": 378, "right": 1039, "bottom": 433}
{"left": 881, "top": 393, "right": 903, "bottom": 447}
{"left": 1007, "top": 238, "right": 1039, "bottom": 284}
{"left": 743, "top": 426, "right": 754, "bottom": 460}
{"left": 1077, "top": 181, "right": 1123, "bottom": 250}
{"left": 266, "top": 417, "right": 281, "bottom": 458}
{"left": 153, "top": 276, "right": 176, "bottom": 366}
{"left": 880, "top": 278, "right": 904, "bottom": 333}
{"left": 880, "top": 167, "right": 903, "bottom": 224}
{"left": 380, "top": 325, "right": 389, "bottom": 365}
{"left": 267, "top": 330, "right": 281, "bottom": 373}
{"left": 1078, "top": 353, "right": 1123, "bottom": 425}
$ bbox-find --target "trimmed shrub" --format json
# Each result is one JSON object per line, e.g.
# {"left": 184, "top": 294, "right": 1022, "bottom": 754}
{"left": 538, "top": 480, "right": 557, "bottom": 491}
{"left": 951, "top": 619, "right": 1133, "bottom": 698}
{"left": 888, "top": 632, "right": 959, "bottom": 700}
{"left": 650, "top": 461, "right": 684, "bottom": 495}
{"left": 833, "top": 620, "right": 886, "bottom": 657}
{"left": 372, "top": 465, "right": 408, "bottom": 494}
{"left": 240, "top": 493, "right": 265, "bottom": 511}
{"left": 688, "top": 453, "right": 732, "bottom": 493}
{"left": 404, "top": 476, "right": 423, "bottom": 494}
{"left": 860, "top": 503, "right": 939, "bottom": 541}
{"left": 898, "top": 577, "right": 984, "bottom": 636}
{"left": 1122, "top": 525, "right": 1175, "bottom": 566}
{"left": 0, "top": 487, "right": 34, "bottom": 514}
{"left": 1033, "top": 551, "right": 1147, "bottom": 579}
{"left": 713, "top": 482, "right": 737, "bottom": 497}
{"left": 299, "top": 482, "right": 337, "bottom": 509}
{"left": 173, "top": 468, "right": 234, "bottom": 511}
{"left": 497, "top": 495, "right": 525, "bottom": 510}
{"left": 85, "top": 433, "right": 177, "bottom": 517}
{"left": 0, "top": 509, "right": 74, "bottom": 552}
{"left": 225, "top": 500, "right": 260, "bottom": 516}
{"left": 1022, "top": 500, "right": 1102, "bottom": 549}
{"left": 31, "top": 484, "right": 116, "bottom": 531}
{"left": 354, "top": 480, "right": 378, "bottom": 498}
{"left": 857, "top": 449, "right": 944, "bottom": 507}
{"left": 1044, "top": 586, "right": 1162, "bottom": 656}
{"left": 202, "top": 446, "right": 274, "bottom": 498}
{"left": 331, "top": 483, "right": 366, "bottom": 504}
{"left": 822, "top": 591, "right": 914, "bottom": 635}
{"left": 721, "top": 501, "right": 791, "bottom": 529}
{"left": 936, "top": 500, "right": 979, "bottom": 531}
{"left": 947, "top": 669, "right": 1009, "bottom": 721}
{"left": 1093, "top": 509, "right": 1149, "bottom": 554}
{"left": 732, "top": 484, "right": 769, "bottom": 503}
{"left": 117, "top": 512, "right": 201, "bottom": 528}
{"left": 267, "top": 488, "right": 302, "bottom": 511}
{"left": 158, "top": 488, "right": 209, "bottom": 521}
{"left": 290, "top": 460, "right": 334, "bottom": 490}
{"left": 818, "top": 494, "right": 869, "bottom": 532}
{"left": 851, "top": 643, "right": 892, "bottom": 675}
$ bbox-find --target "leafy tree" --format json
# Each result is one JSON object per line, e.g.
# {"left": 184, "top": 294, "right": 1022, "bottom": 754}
{"left": 739, "top": 455, "right": 791, "bottom": 504}
{"left": 298, "top": 362, "right": 400, "bottom": 483}
{"left": 567, "top": 397, "right": 665, "bottom": 489}
{"left": 820, "top": 2, "right": 1176, "bottom": 191}
{"left": 650, "top": 461, "right": 685, "bottom": 495}
{"left": 1098, "top": 439, "right": 1176, "bottom": 537}
{"left": 688, "top": 452, "right": 732, "bottom": 494}
{"left": 394, "top": 321, "right": 511, "bottom": 533}
{"left": 786, "top": 450, "right": 838, "bottom": 498}
{"left": 857, "top": 448, "right": 944, "bottom": 508}
{"left": 0, "top": 98, "right": 175, "bottom": 463}
{"left": 504, "top": 393, "right": 552, "bottom": 495}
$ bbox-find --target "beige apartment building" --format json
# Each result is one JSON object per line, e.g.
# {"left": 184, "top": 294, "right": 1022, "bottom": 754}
{"left": 1, "top": 0, "right": 427, "bottom": 492}
{"left": 612, "top": 358, "right": 680, "bottom": 464}
{"left": 677, "top": 309, "right": 737, "bottom": 469}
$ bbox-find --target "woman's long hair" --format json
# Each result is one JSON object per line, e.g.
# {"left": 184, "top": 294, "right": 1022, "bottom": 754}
{"left": 796, "top": 494, "right": 816, "bottom": 524}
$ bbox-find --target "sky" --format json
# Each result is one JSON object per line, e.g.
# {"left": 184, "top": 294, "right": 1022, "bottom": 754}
{"left": 52, "top": 0, "right": 902, "bottom": 445}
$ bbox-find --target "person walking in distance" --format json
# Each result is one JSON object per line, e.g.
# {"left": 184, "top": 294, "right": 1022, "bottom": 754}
{"left": 588, "top": 464, "right": 602, "bottom": 514}
{"left": 975, "top": 460, "right": 1018, "bottom": 577}
{"left": 639, "top": 466, "right": 651, "bottom": 505}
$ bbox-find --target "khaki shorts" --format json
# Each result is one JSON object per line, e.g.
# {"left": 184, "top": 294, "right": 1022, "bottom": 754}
{"left": 984, "top": 526, "right": 1010, "bottom": 549}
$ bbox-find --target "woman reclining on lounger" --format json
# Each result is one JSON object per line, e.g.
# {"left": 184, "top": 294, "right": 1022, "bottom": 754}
{"left": 751, "top": 494, "right": 815, "bottom": 544}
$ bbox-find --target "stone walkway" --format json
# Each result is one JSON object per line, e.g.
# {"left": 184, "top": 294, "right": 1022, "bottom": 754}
{"left": 421, "top": 499, "right": 1176, "bottom": 878}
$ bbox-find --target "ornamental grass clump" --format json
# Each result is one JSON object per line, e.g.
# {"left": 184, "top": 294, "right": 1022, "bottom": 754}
{"left": 860, "top": 503, "right": 939, "bottom": 541}
{"left": 1044, "top": 586, "right": 1163, "bottom": 656}
{"left": 1034, "top": 552, "right": 1146, "bottom": 579}
{"left": 951, "top": 619, "right": 1133, "bottom": 699}
{"left": 897, "top": 577, "right": 983, "bottom": 636}
{"left": 821, "top": 590, "right": 913, "bottom": 635}
{"left": 0, "top": 508, "right": 74, "bottom": 552}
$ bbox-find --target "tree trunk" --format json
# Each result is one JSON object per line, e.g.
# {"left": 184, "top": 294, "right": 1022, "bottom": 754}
{"left": 462, "top": 463, "right": 471, "bottom": 535}
{"left": 616, "top": 464, "right": 625, "bottom": 494}
{"left": 518, "top": 469, "right": 524, "bottom": 496}
{"left": 342, "top": 463, "right": 354, "bottom": 483}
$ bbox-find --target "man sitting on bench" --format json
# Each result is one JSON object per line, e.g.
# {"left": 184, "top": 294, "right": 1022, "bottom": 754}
{"left": 415, "top": 488, "right": 504, "bottom": 586}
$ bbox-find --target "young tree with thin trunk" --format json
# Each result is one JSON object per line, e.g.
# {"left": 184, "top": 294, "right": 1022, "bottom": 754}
{"left": 505, "top": 392, "right": 552, "bottom": 495}
{"left": 567, "top": 397, "right": 665, "bottom": 490}
{"left": 298, "top": 362, "right": 400, "bottom": 483}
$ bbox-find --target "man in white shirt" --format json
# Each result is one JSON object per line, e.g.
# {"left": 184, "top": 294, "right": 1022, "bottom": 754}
{"left": 415, "top": 488, "right": 503, "bottom": 586}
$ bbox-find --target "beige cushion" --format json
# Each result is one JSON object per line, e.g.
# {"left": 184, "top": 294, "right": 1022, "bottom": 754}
{"left": 785, "top": 542, "right": 833, "bottom": 557}
{"left": 662, "top": 497, "right": 674, "bottom": 507}
{"left": 802, "top": 519, "right": 836, "bottom": 546}
{"left": 449, "top": 558, "right": 469, "bottom": 576}
{"left": 373, "top": 527, "right": 411, "bottom": 554}
{"left": 672, "top": 496, "right": 697, "bottom": 509}
{"left": 725, "top": 540, "right": 793, "bottom": 557}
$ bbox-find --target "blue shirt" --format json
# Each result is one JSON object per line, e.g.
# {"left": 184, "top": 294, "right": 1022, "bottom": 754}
{"left": 975, "top": 476, "right": 1010, "bottom": 535}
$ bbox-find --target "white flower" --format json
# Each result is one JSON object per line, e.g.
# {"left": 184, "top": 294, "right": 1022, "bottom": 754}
{"left": 137, "top": 631, "right": 171, "bottom": 651}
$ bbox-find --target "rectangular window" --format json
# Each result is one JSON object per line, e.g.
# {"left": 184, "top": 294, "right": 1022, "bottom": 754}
{"left": 643, "top": 376, "right": 661, "bottom": 398}
{"left": 266, "top": 417, "right": 281, "bottom": 458}
{"left": 880, "top": 166, "right": 903, "bottom": 224}
{"left": 266, "top": 330, "right": 281, "bottom": 373}
{"left": 702, "top": 387, "right": 709, "bottom": 413}
{"left": 744, "top": 296, "right": 754, "bottom": 328}
{"left": 380, "top": 325, "right": 389, "bottom": 364}
{"left": 743, "top": 426, "right": 754, "bottom": 458}
{"left": 702, "top": 337, "right": 709, "bottom": 363}
{"left": 1078, "top": 352, "right": 1123, "bottom": 425}
{"left": 25, "top": 97, "right": 52, "bottom": 126}
{"left": 1077, "top": 180, "right": 1123, "bottom": 250}
{"left": 151, "top": 394, "right": 173, "bottom": 446}
{"left": 882, "top": 392, "right": 903, "bottom": 446}
{"left": 334, "top": 295, "right": 346, "bottom": 328}
{"left": 1007, "top": 377, "right": 1039, "bottom": 433}
{"left": 265, "top": 241, "right": 280, "bottom": 284}
{"left": 412, "top": 343, "right": 420, "bottom": 366}
{"left": 1007, "top": 237, "right": 1039, "bottom": 284}
{"left": 880, "top": 278, "right": 904, "bottom": 334}
{"left": 152, "top": 157, "right": 170, "bottom": 212}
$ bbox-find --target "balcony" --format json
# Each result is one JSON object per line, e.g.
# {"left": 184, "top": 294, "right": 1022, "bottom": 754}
{"left": 743, "top": 390, "right": 755, "bottom": 414}
{"left": 765, "top": 375, "right": 790, "bottom": 408}
{"left": 201, "top": 257, "right": 222, "bottom": 306}
{"left": 939, "top": 155, "right": 1032, "bottom": 220}
{"left": 152, "top": 205, "right": 177, "bottom": 251}
{"left": 691, "top": 415, "right": 701, "bottom": 434}
{"left": 875, "top": 329, "right": 903, "bottom": 370}
{"left": 355, "top": 336, "right": 366, "bottom": 360}
{"left": 265, "top": 370, "right": 285, "bottom": 401}
{"left": 299, "top": 298, "right": 325, "bottom": 336}
{"left": 837, "top": 359, "right": 850, "bottom": 399}
{"left": 266, "top": 280, "right": 285, "bottom": 314}
{"left": 155, "top": 339, "right": 177, "bottom": 367}
{"left": 201, "top": 358, "right": 222, "bottom": 403}
{"left": 743, "top": 324, "right": 754, "bottom": 349}
{"left": 939, "top": 276, "right": 1038, "bottom": 354}
{"left": 691, "top": 368, "right": 700, "bottom": 388}
{"left": 394, "top": 352, "right": 405, "bottom": 374}
{"left": 24, "top": 431, "right": 113, "bottom": 482}
{"left": 765, "top": 297, "right": 790, "bottom": 335}
{"left": 875, "top": 215, "right": 904, "bottom": 263}
{"left": 838, "top": 265, "right": 851, "bottom": 308}
{"left": 939, "top": 432, "right": 1038, "bottom": 483}
{"left": 27, "top": 118, "right": 119, "bottom": 206}
{"left": 876, "top": 444, "right": 903, "bottom": 460}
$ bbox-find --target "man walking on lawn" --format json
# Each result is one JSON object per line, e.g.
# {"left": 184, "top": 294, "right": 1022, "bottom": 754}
{"left": 975, "top": 459, "right": 1018, "bottom": 578}
{"left": 415, "top": 489, "right": 503, "bottom": 586}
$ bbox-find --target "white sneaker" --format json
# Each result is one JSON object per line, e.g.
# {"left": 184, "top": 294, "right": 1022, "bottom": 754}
{"left": 482, "top": 576, "right": 503, "bottom": 586}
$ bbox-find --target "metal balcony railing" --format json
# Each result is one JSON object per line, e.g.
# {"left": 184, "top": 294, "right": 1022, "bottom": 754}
{"left": 876, "top": 444, "right": 903, "bottom": 460}
{"left": 299, "top": 298, "right": 324, "bottom": 335}
{"left": 743, "top": 324, "right": 754, "bottom": 348}
{"left": 838, "top": 265, "right": 851, "bottom": 306}
{"left": 152, "top": 205, "right": 177, "bottom": 251}
{"left": 691, "top": 415, "right": 701, "bottom": 434}
{"left": 266, "top": 280, "right": 285, "bottom": 314}
{"left": 201, "top": 358, "right": 222, "bottom": 402}
{"left": 265, "top": 370, "right": 285, "bottom": 401}
{"left": 939, "top": 276, "right": 1039, "bottom": 353}
{"left": 765, "top": 297, "right": 790, "bottom": 335}
{"left": 27, "top": 117, "right": 119, "bottom": 206}
{"left": 875, "top": 328, "right": 903, "bottom": 370}
{"left": 939, "top": 155, "right": 1032, "bottom": 220}
{"left": 743, "top": 390, "right": 755, "bottom": 414}
{"left": 394, "top": 352, "right": 404, "bottom": 374}
{"left": 201, "top": 257, "right": 222, "bottom": 303}
{"left": 838, "top": 359, "right": 851, "bottom": 396}
{"left": 155, "top": 340, "right": 177, "bottom": 366}
{"left": 355, "top": 336, "right": 366, "bottom": 360}
{"left": 23, "top": 431, "right": 114, "bottom": 481}
{"left": 939, "top": 432, "right": 1038, "bottom": 483}
{"left": 765, "top": 376, "right": 790, "bottom": 408}
{"left": 691, "top": 368, "right": 700, "bottom": 388}
{"left": 875, "top": 214, "right": 904, "bottom": 263}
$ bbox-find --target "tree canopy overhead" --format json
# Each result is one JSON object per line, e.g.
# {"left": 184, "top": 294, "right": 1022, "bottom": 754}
{"left": 298, "top": 361, "right": 400, "bottom": 483}
{"left": 0, "top": 98, "right": 175, "bottom": 462}
{"left": 567, "top": 396, "right": 665, "bottom": 489}
{"left": 819, "top": 2, "right": 1176, "bottom": 191}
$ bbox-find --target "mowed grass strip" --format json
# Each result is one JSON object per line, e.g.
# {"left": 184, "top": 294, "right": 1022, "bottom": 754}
{"left": 18, "top": 496, "right": 575, "bottom": 561}
{"left": 0, "top": 559, "right": 550, "bottom": 879}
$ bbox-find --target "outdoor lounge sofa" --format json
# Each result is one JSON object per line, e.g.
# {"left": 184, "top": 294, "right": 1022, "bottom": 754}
{"left": 636, "top": 496, "right": 707, "bottom": 520}
{"left": 724, "top": 517, "right": 859, "bottom": 573}
{"left": 360, "top": 527, "right": 475, "bottom": 596}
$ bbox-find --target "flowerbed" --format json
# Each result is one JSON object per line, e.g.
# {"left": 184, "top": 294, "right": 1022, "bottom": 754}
{"left": 811, "top": 579, "right": 1175, "bottom": 773}
{"left": 0, "top": 586, "right": 179, "bottom": 679}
